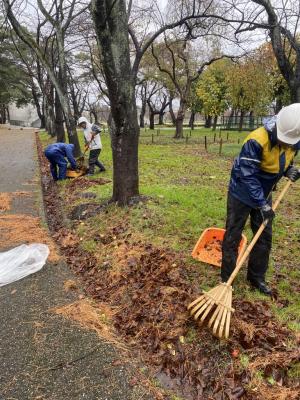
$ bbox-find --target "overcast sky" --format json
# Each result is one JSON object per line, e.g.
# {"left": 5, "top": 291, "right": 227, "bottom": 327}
{"left": 158, "top": 0, "right": 167, "bottom": 10}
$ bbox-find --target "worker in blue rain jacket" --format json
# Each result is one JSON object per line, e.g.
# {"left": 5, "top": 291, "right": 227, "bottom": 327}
{"left": 221, "top": 103, "right": 300, "bottom": 296}
{"left": 44, "top": 143, "right": 77, "bottom": 180}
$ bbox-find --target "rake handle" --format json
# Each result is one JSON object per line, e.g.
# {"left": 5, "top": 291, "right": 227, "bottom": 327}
{"left": 226, "top": 179, "right": 293, "bottom": 286}
{"left": 82, "top": 135, "right": 96, "bottom": 157}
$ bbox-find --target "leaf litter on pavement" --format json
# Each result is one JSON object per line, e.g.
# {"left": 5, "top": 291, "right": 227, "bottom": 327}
{"left": 0, "top": 193, "right": 11, "bottom": 211}
{"left": 0, "top": 213, "right": 59, "bottom": 262}
{"left": 37, "top": 136, "right": 300, "bottom": 400}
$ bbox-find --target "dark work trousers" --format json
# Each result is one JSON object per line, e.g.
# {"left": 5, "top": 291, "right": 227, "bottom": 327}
{"left": 88, "top": 149, "right": 105, "bottom": 174}
{"left": 44, "top": 151, "right": 67, "bottom": 180}
{"left": 221, "top": 192, "right": 272, "bottom": 283}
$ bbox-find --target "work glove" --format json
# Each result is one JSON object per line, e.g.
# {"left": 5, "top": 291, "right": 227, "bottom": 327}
{"left": 285, "top": 166, "right": 300, "bottom": 182}
{"left": 259, "top": 204, "right": 275, "bottom": 222}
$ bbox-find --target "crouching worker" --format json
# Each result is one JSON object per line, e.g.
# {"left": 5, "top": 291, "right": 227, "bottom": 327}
{"left": 221, "top": 103, "right": 300, "bottom": 296}
{"left": 77, "top": 116, "right": 106, "bottom": 176}
{"left": 44, "top": 143, "right": 77, "bottom": 180}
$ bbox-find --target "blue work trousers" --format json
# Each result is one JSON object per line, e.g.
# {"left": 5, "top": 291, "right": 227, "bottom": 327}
{"left": 45, "top": 151, "right": 68, "bottom": 180}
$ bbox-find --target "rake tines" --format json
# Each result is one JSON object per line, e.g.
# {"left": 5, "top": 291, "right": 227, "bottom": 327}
{"left": 188, "top": 283, "right": 234, "bottom": 339}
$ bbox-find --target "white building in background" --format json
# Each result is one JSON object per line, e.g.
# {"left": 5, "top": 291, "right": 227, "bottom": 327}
{"left": 8, "top": 103, "right": 41, "bottom": 128}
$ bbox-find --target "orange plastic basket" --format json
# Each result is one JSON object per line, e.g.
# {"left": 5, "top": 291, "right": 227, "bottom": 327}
{"left": 191, "top": 227, "right": 247, "bottom": 267}
{"left": 66, "top": 167, "right": 88, "bottom": 178}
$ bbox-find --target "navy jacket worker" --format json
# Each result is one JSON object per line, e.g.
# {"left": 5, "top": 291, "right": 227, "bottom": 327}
{"left": 44, "top": 143, "right": 77, "bottom": 180}
{"left": 221, "top": 103, "right": 300, "bottom": 296}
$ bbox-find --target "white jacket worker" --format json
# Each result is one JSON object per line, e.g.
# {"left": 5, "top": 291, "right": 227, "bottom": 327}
{"left": 77, "top": 117, "right": 106, "bottom": 175}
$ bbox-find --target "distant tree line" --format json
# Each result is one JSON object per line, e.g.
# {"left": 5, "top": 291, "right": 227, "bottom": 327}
{"left": 2, "top": 0, "right": 299, "bottom": 204}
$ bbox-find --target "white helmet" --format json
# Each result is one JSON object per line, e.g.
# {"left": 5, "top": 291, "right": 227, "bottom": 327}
{"left": 77, "top": 116, "right": 89, "bottom": 126}
{"left": 277, "top": 103, "right": 300, "bottom": 145}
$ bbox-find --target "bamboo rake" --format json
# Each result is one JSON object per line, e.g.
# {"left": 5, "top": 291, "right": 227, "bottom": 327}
{"left": 188, "top": 179, "right": 293, "bottom": 339}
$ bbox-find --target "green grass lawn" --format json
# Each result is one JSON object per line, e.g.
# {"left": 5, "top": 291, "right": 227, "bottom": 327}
{"left": 40, "top": 125, "right": 300, "bottom": 332}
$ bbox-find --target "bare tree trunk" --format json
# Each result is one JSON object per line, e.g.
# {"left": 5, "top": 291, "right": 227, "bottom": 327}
{"left": 175, "top": 117, "right": 184, "bottom": 138}
{"left": 139, "top": 100, "right": 146, "bottom": 128}
{"left": 107, "top": 112, "right": 112, "bottom": 130}
{"left": 158, "top": 95, "right": 168, "bottom": 125}
{"left": 249, "top": 111, "right": 254, "bottom": 130}
{"left": 158, "top": 111, "right": 164, "bottom": 125}
{"left": 30, "top": 82, "right": 44, "bottom": 128}
{"left": 239, "top": 110, "right": 245, "bottom": 132}
{"left": 275, "top": 97, "right": 283, "bottom": 114}
{"left": 149, "top": 111, "right": 155, "bottom": 130}
{"left": 91, "top": 109, "right": 99, "bottom": 125}
{"left": 234, "top": 111, "right": 238, "bottom": 126}
{"left": 70, "top": 85, "right": 80, "bottom": 123}
{"left": 174, "top": 99, "right": 186, "bottom": 138}
{"left": 169, "top": 97, "right": 176, "bottom": 125}
{"left": 139, "top": 82, "right": 148, "bottom": 128}
{"left": 147, "top": 91, "right": 165, "bottom": 129}
{"left": 189, "top": 111, "right": 195, "bottom": 129}
{"left": 0, "top": 105, "right": 6, "bottom": 123}
{"left": 55, "top": 89, "right": 65, "bottom": 142}
{"left": 290, "top": 81, "right": 300, "bottom": 103}
{"left": 55, "top": 31, "right": 81, "bottom": 155}
{"left": 40, "top": 115, "right": 45, "bottom": 129}
{"left": 226, "top": 109, "right": 234, "bottom": 129}
{"left": 44, "top": 83, "right": 56, "bottom": 137}
{"left": 205, "top": 115, "right": 212, "bottom": 128}
{"left": 139, "top": 113, "right": 145, "bottom": 128}
{"left": 45, "top": 100, "right": 55, "bottom": 137}
{"left": 92, "top": 0, "right": 139, "bottom": 205}
{"left": 212, "top": 116, "right": 218, "bottom": 130}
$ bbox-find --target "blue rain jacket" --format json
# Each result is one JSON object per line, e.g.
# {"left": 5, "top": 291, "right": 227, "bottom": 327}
{"left": 229, "top": 119, "right": 300, "bottom": 208}
{"left": 44, "top": 143, "right": 76, "bottom": 180}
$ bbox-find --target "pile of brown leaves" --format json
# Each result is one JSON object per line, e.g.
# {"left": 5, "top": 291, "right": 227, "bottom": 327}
{"left": 67, "top": 176, "right": 111, "bottom": 192}
{"left": 0, "top": 193, "right": 11, "bottom": 211}
{"left": 0, "top": 213, "right": 59, "bottom": 261}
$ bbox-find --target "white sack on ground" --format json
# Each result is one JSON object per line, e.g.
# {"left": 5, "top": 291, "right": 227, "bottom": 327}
{"left": 0, "top": 244, "right": 49, "bottom": 287}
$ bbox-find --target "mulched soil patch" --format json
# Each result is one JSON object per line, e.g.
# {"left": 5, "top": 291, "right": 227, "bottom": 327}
{"left": 37, "top": 135, "right": 300, "bottom": 400}
{"left": 68, "top": 202, "right": 105, "bottom": 220}
{"left": 66, "top": 176, "right": 110, "bottom": 200}
{"left": 79, "top": 192, "right": 97, "bottom": 199}
{"left": 65, "top": 176, "right": 111, "bottom": 220}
